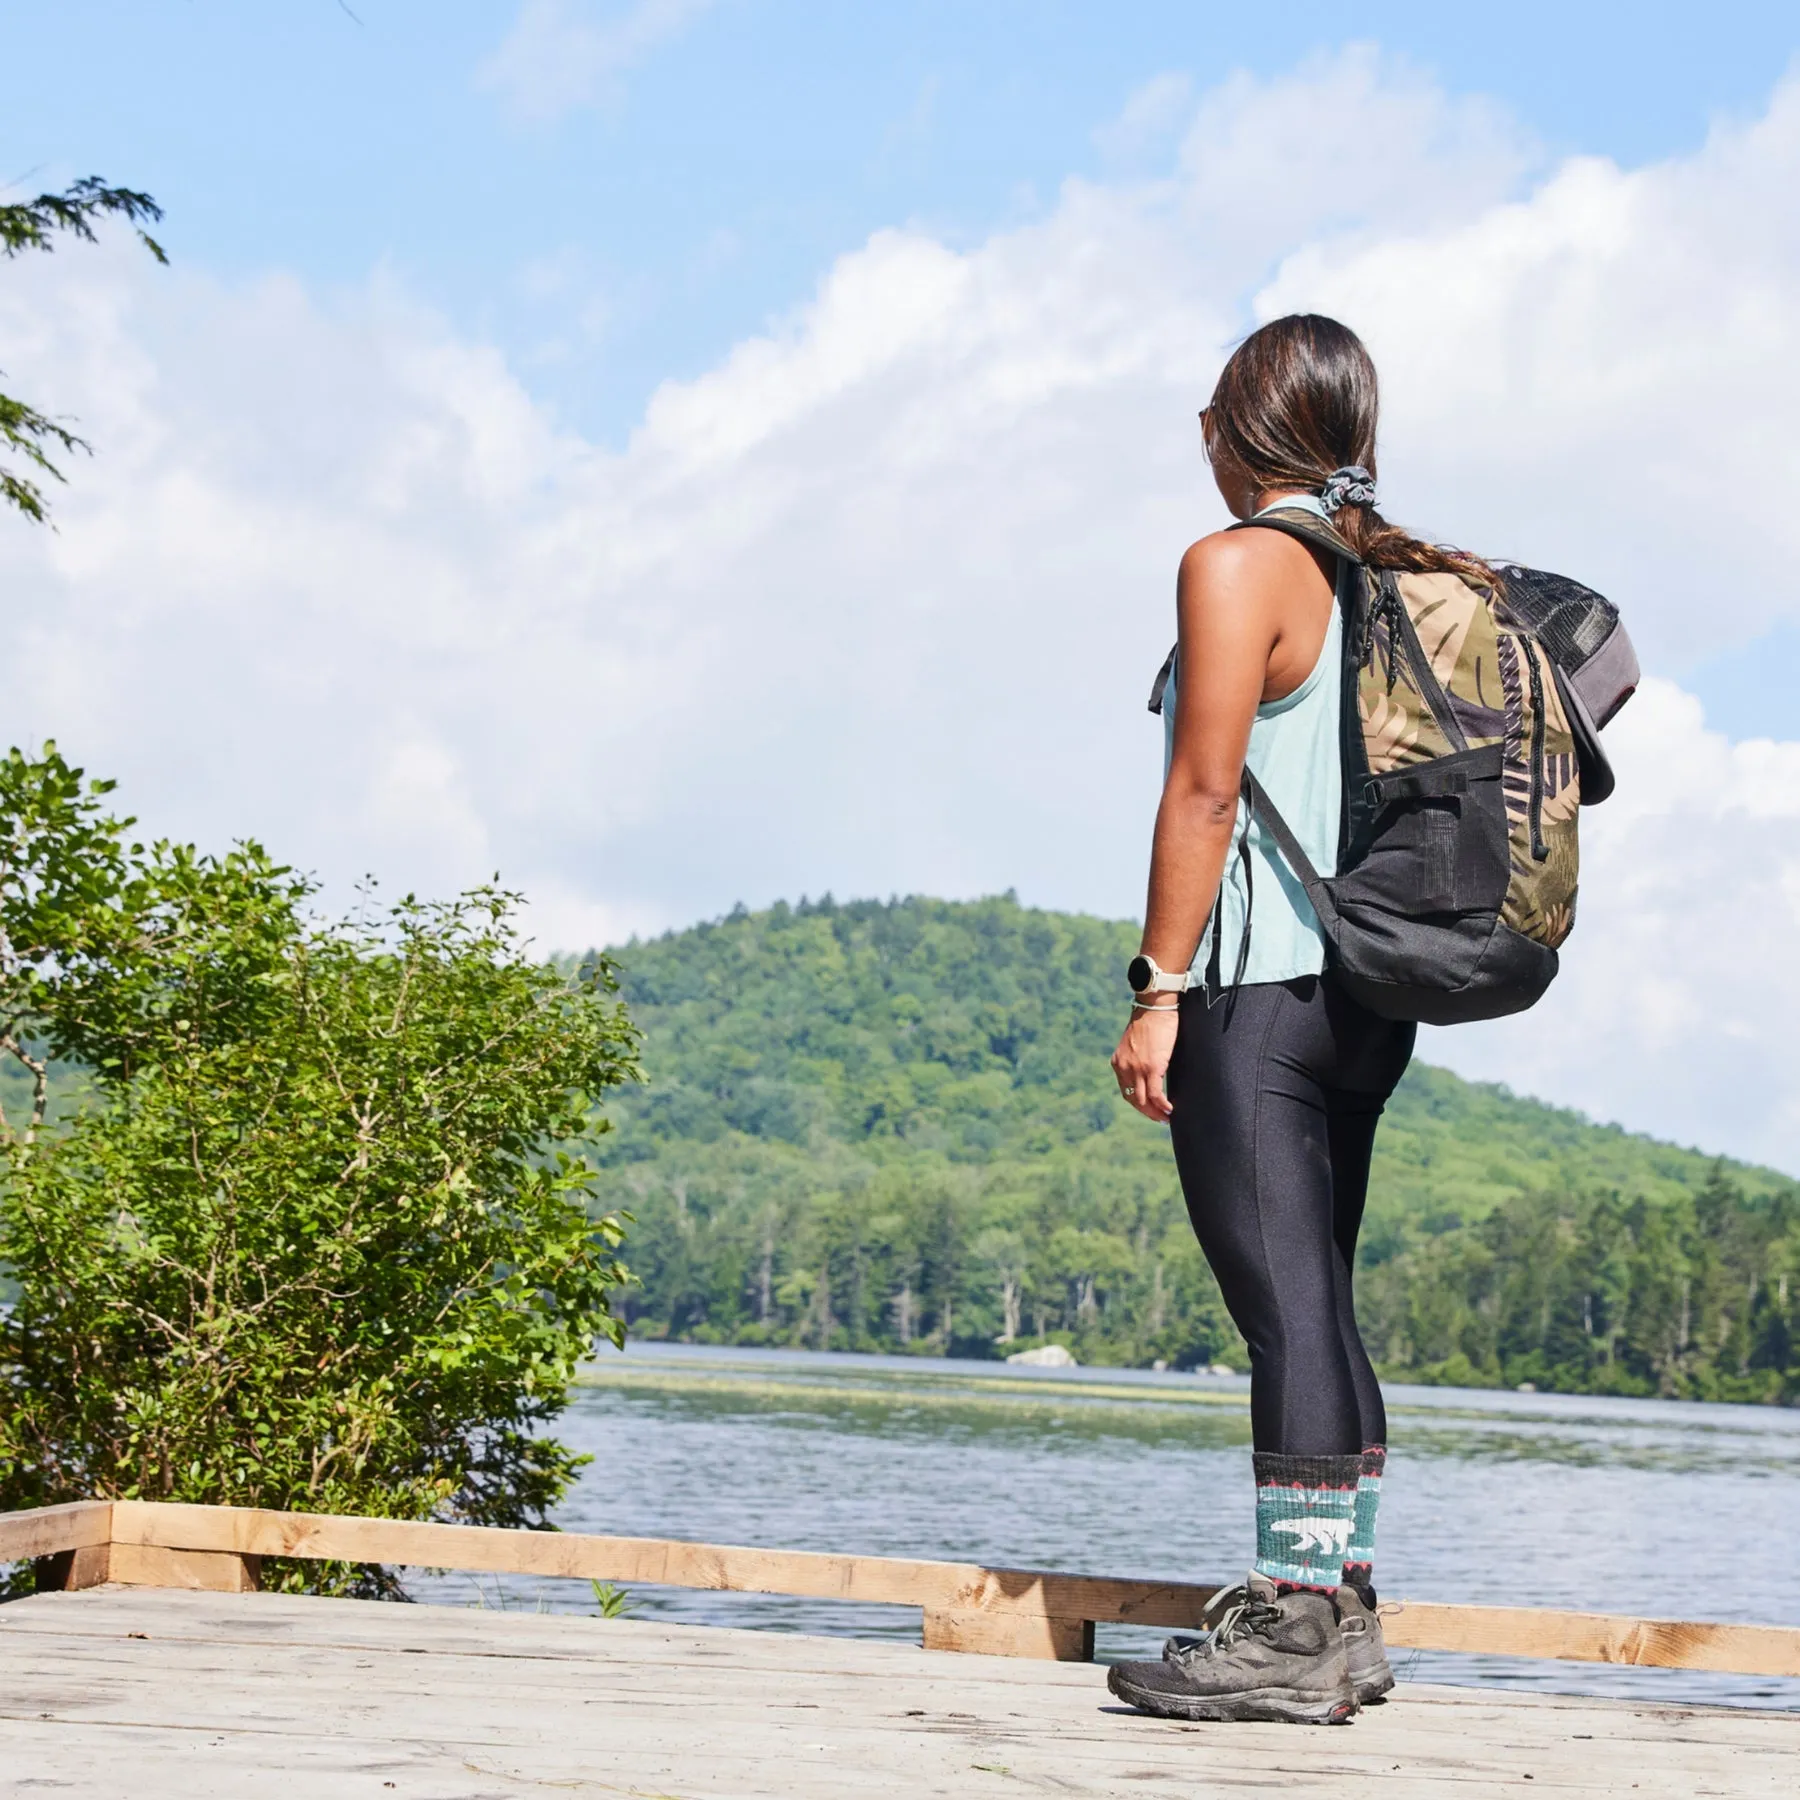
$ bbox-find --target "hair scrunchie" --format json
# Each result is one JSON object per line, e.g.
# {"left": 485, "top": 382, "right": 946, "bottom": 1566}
{"left": 1319, "top": 466, "right": 1377, "bottom": 513}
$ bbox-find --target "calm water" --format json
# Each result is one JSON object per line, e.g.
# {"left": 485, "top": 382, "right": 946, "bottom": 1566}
{"left": 419, "top": 1342, "right": 1800, "bottom": 1710}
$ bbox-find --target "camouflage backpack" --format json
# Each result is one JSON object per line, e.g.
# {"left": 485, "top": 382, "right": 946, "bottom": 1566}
{"left": 1224, "top": 507, "right": 1635, "bottom": 1025}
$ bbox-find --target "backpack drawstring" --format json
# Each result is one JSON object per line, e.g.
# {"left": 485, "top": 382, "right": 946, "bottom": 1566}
{"left": 1359, "top": 572, "right": 1406, "bottom": 694}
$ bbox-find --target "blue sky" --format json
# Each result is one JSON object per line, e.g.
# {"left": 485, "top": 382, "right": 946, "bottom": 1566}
{"left": 7, "top": 4, "right": 1800, "bottom": 1162}
{"left": 9, "top": 1, "right": 1798, "bottom": 443}
{"left": 10, "top": 2, "right": 1794, "bottom": 727}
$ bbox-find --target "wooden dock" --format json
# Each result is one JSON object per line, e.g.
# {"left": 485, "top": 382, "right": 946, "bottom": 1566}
{"left": 4, "top": 1499, "right": 1798, "bottom": 1795}
{"left": 4, "top": 1583, "right": 1796, "bottom": 1798}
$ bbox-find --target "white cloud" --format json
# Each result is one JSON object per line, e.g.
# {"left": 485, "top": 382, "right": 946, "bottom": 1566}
{"left": 1431, "top": 680, "right": 1800, "bottom": 1168}
{"left": 360, "top": 732, "right": 492, "bottom": 883}
{"left": 478, "top": 0, "right": 714, "bottom": 123}
{"left": 6, "top": 50, "right": 1800, "bottom": 1165}
{"left": 1255, "top": 76, "right": 1800, "bottom": 669}
{"left": 1093, "top": 74, "right": 1194, "bottom": 169}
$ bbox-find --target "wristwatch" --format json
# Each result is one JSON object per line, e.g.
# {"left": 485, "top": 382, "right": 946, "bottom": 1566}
{"left": 1127, "top": 953, "right": 1194, "bottom": 995}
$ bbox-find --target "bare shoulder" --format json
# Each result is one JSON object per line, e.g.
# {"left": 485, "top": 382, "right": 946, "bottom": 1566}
{"left": 1177, "top": 523, "right": 1317, "bottom": 594}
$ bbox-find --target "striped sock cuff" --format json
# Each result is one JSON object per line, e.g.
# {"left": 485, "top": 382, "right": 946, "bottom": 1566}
{"left": 1344, "top": 1443, "right": 1386, "bottom": 1574}
{"left": 1251, "top": 1452, "right": 1362, "bottom": 1593}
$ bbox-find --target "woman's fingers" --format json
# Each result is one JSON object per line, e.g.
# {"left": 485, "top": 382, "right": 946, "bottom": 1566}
{"left": 1110, "top": 1043, "right": 1137, "bottom": 1107}
{"left": 1125, "top": 1056, "right": 1170, "bottom": 1120}
{"left": 1112, "top": 1009, "right": 1179, "bottom": 1121}
{"left": 1138, "top": 1061, "right": 1172, "bottom": 1120}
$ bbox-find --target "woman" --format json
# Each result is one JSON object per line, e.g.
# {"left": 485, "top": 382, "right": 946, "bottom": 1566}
{"left": 1104, "top": 315, "right": 1495, "bottom": 1727}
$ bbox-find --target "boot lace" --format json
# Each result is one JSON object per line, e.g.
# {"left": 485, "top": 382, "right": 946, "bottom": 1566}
{"left": 1169, "top": 1583, "right": 1285, "bottom": 1666}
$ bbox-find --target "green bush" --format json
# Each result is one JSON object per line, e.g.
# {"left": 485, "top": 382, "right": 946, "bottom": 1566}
{"left": 0, "top": 747, "right": 641, "bottom": 1593}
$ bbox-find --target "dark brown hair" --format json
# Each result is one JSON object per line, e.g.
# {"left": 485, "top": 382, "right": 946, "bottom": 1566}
{"left": 1204, "top": 314, "right": 1490, "bottom": 581}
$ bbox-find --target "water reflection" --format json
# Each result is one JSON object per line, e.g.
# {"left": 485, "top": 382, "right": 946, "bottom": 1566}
{"left": 416, "top": 1342, "right": 1800, "bottom": 1712}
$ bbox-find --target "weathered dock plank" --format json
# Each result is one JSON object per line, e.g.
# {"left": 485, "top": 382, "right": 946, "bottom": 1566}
{"left": 1, "top": 1585, "right": 1793, "bottom": 1799}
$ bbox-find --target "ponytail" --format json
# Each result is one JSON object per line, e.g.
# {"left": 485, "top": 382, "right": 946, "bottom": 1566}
{"left": 1329, "top": 501, "right": 1495, "bottom": 585}
{"left": 1205, "top": 315, "right": 1496, "bottom": 584}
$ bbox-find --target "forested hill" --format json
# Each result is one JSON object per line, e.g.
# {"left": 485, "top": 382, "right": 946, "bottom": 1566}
{"left": 594, "top": 895, "right": 1800, "bottom": 1401}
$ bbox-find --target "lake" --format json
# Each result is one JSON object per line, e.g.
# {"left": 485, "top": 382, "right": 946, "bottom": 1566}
{"left": 418, "top": 1341, "right": 1800, "bottom": 1711}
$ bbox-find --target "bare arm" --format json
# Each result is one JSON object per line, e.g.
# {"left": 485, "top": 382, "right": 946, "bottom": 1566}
{"left": 1111, "top": 533, "right": 1283, "bottom": 1121}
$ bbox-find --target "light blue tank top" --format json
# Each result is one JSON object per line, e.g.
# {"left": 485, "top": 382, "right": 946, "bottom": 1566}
{"left": 1161, "top": 496, "right": 1342, "bottom": 987}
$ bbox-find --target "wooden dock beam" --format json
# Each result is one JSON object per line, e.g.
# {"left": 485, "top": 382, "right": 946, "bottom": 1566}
{"left": 923, "top": 1606, "right": 1095, "bottom": 1661}
{"left": 6, "top": 1500, "right": 113, "bottom": 1595}
{"left": 107, "top": 1543, "right": 262, "bottom": 1592}
{"left": 5, "top": 1497, "right": 1798, "bottom": 1677}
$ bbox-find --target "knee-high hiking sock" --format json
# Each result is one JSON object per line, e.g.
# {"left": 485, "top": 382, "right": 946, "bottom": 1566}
{"left": 1251, "top": 1451, "right": 1363, "bottom": 1595}
{"left": 1342, "top": 1444, "right": 1385, "bottom": 1599}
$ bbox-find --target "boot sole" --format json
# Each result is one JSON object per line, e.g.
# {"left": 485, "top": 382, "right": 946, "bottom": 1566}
{"left": 1107, "top": 1664, "right": 1357, "bottom": 1726}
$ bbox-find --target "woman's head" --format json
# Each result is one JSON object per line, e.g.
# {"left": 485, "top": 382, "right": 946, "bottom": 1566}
{"left": 1203, "top": 314, "right": 1489, "bottom": 580}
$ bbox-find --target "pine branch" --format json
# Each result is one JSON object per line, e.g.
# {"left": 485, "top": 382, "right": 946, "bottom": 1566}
{"left": 0, "top": 175, "right": 166, "bottom": 264}
{"left": 1, "top": 175, "right": 166, "bottom": 521}
{"left": 0, "top": 388, "right": 90, "bottom": 524}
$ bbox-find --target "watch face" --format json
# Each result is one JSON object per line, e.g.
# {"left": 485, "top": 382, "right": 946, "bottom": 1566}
{"left": 1127, "top": 955, "right": 1153, "bottom": 993}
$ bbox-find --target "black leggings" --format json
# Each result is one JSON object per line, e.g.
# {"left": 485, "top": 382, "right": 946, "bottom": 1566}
{"left": 1166, "top": 974, "right": 1415, "bottom": 1457}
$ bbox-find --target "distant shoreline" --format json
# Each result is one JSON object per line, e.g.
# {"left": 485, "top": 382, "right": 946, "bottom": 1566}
{"left": 578, "top": 1339, "right": 1800, "bottom": 1427}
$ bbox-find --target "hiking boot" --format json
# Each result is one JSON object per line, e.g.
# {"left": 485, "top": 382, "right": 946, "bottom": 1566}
{"left": 1109, "top": 1574, "right": 1356, "bottom": 1725}
{"left": 1164, "top": 1578, "right": 1394, "bottom": 1708}
{"left": 1334, "top": 1581, "right": 1394, "bottom": 1705}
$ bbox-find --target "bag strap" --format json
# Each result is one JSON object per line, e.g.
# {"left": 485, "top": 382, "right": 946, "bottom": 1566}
{"left": 1225, "top": 513, "right": 1356, "bottom": 936}
{"left": 1202, "top": 782, "right": 1257, "bottom": 1006}
{"left": 1173, "top": 510, "right": 1360, "bottom": 981}
{"left": 1151, "top": 510, "right": 1362, "bottom": 718}
{"left": 1226, "top": 507, "right": 1362, "bottom": 565}
{"left": 1242, "top": 768, "right": 1342, "bottom": 934}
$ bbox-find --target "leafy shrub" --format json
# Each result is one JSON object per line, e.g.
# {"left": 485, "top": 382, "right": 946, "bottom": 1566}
{"left": 0, "top": 747, "right": 641, "bottom": 1592}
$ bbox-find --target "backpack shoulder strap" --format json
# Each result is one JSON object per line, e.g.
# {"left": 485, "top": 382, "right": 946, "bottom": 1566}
{"left": 1226, "top": 506, "right": 1362, "bottom": 565}
{"left": 1227, "top": 510, "right": 1371, "bottom": 882}
{"left": 1153, "top": 511, "right": 1364, "bottom": 716}
{"left": 1243, "top": 769, "right": 1341, "bottom": 933}
{"left": 1227, "top": 506, "right": 1370, "bottom": 680}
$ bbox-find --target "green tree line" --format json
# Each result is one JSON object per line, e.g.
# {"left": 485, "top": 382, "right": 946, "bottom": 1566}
{"left": 595, "top": 894, "right": 1800, "bottom": 1401}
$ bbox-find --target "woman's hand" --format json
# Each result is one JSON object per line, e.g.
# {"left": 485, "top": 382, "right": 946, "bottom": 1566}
{"left": 1112, "top": 1003, "right": 1181, "bottom": 1121}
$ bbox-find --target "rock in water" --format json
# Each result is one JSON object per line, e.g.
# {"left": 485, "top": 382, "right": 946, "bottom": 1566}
{"left": 1006, "top": 1344, "right": 1077, "bottom": 1368}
